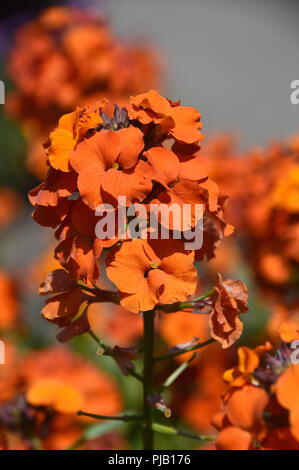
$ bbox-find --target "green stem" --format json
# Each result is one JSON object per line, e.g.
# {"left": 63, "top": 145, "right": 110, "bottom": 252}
{"left": 151, "top": 423, "right": 215, "bottom": 442}
{"left": 77, "top": 410, "right": 143, "bottom": 422}
{"left": 142, "top": 310, "right": 155, "bottom": 450}
{"left": 154, "top": 338, "right": 215, "bottom": 362}
{"left": 157, "top": 290, "right": 214, "bottom": 313}
{"left": 158, "top": 352, "right": 197, "bottom": 393}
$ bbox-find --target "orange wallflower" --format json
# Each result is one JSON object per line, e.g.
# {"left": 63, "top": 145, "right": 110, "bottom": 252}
{"left": 29, "top": 90, "right": 236, "bottom": 338}
{"left": 70, "top": 125, "right": 151, "bottom": 209}
{"left": 106, "top": 239, "right": 197, "bottom": 313}
{"left": 48, "top": 106, "right": 103, "bottom": 173}
{"left": 212, "top": 325, "right": 299, "bottom": 450}
{"left": 127, "top": 89, "right": 204, "bottom": 145}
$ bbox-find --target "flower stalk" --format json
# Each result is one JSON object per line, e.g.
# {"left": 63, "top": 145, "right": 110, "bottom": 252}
{"left": 142, "top": 309, "right": 155, "bottom": 450}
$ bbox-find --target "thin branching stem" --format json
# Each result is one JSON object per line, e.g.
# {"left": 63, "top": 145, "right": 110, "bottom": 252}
{"left": 154, "top": 338, "right": 215, "bottom": 362}
{"left": 77, "top": 410, "right": 143, "bottom": 422}
{"left": 87, "top": 331, "right": 143, "bottom": 383}
{"left": 158, "top": 352, "right": 197, "bottom": 392}
{"left": 151, "top": 423, "right": 215, "bottom": 442}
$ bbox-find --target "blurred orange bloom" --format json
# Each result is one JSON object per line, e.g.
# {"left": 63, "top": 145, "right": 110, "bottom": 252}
{"left": 0, "top": 271, "right": 19, "bottom": 330}
{"left": 0, "top": 188, "right": 23, "bottom": 230}
{"left": 0, "top": 345, "right": 122, "bottom": 450}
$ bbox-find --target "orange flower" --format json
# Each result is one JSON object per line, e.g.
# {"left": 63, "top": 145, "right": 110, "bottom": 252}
{"left": 213, "top": 327, "right": 299, "bottom": 450}
{"left": 70, "top": 125, "right": 151, "bottom": 209}
{"left": 223, "top": 343, "right": 271, "bottom": 388}
{"left": 48, "top": 107, "right": 102, "bottom": 172}
{"left": 127, "top": 89, "right": 204, "bottom": 145}
{"left": 106, "top": 238, "right": 197, "bottom": 313}
{"left": 28, "top": 90, "right": 239, "bottom": 345}
{"left": 144, "top": 146, "right": 213, "bottom": 231}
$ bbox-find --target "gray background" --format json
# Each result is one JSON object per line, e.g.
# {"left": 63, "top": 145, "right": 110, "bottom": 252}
{"left": 99, "top": 0, "right": 299, "bottom": 148}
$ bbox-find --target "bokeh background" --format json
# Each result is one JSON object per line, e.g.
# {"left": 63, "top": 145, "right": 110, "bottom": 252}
{"left": 0, "top": 0, "right": 298, "bottom": 450}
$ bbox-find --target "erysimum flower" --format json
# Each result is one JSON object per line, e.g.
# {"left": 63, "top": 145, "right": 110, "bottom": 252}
{"left": 29, "top": 89, "right": 239, "bottom": 345}
{"left": 127, "top": 89, "right": 204, "bottom": 145}
{"left": 212, "top": 324, "right": 299, "bottom": 450}
{"left": 70, "top": 124, "right": 151, "bottom": 208}
{"left": 106, "top": 238, "right": 197, "bottom": 313}
{"left": 47, "top": 106, "right": 103, "bottom": 172}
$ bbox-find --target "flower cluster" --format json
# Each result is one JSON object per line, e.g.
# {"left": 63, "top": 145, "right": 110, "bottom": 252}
{"left": 7, "top": 6, "right": 160, "bottom": 178}
{"left": 29, "top": 89, "right": 244, "bottom": 348}
{"left": 212, "top": 324, "right": 299, "bottom": 450}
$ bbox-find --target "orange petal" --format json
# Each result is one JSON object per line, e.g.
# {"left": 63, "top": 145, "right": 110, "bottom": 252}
{"left": 276, "top": 364, "right": 299, "bottom": 411}
{"left": 27, "top": 379, "right": 83, "bottom": 414}
{"left": 170, "top": 106, "right": 203, "bottom": 144}
{"left": 48, "top": 111, "right": 78, "bottom": 172}
{"left": 117, "top": 126, "right": 144, "bottom": 169}
{"left": 226, "top": 385, "right": 269, "bottom": 430}
{"left": 106, "top": 240, "right": 151, "bottom": 294}
{"left": 145, "top": 147, "right": 180, "bottom": 187}
{"left": 77, "top": 163, "right": 104, "bottom": 210}
{"left": 179, "top": 155, "right": 210, "bottom": 181}
{"left": 101, "top": 161, "right": 152, "bottom": 206}
{"left": 216, "top": 426, "right": 252, "bottom": 450}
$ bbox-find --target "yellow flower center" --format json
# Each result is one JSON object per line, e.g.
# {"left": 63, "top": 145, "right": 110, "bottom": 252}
{"left": 150, "top": 261, "right": 158, "bottom": 269}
